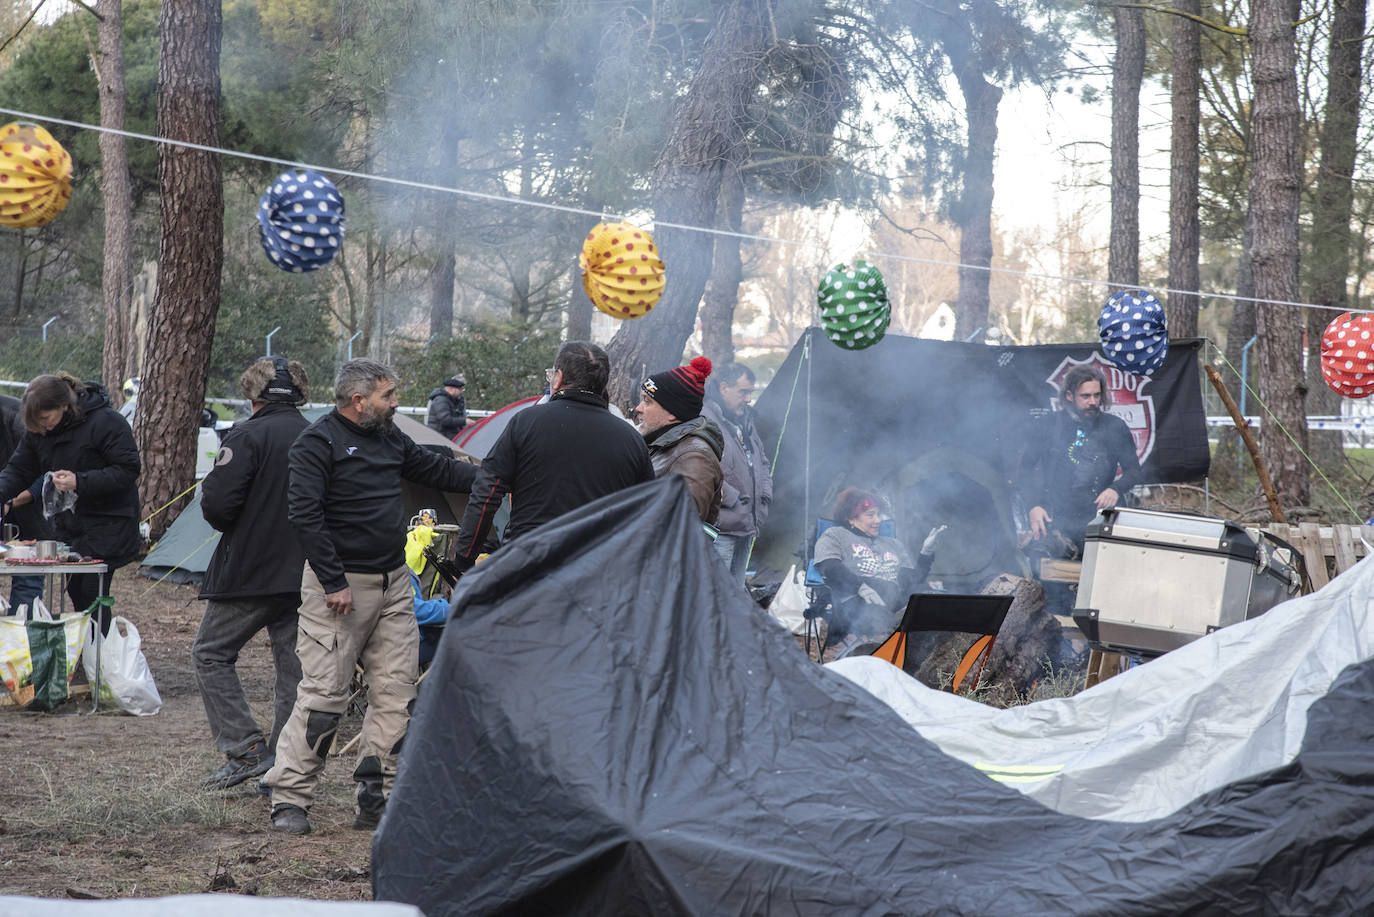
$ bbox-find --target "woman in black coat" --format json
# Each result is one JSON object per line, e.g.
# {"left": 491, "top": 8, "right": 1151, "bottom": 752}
{"left": 0, "top": 373, "right": 141, "bottom": 632}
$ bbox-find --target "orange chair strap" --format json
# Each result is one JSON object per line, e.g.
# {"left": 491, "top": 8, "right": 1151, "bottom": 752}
{"left": 952, "top": 635, "right": 995, "bottom": 693}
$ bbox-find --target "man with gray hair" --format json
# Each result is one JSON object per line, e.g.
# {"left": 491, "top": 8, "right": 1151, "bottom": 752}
{"left": 264, "top": 359, "right": 477, "bottom": 836}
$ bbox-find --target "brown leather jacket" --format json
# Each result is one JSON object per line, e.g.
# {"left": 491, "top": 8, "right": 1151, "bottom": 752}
{"left": 645, "top": 416, "right": 724, "bottom": 525}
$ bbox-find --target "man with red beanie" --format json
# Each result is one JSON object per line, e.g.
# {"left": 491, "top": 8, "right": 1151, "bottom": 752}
{"left": 636, "top": 356, "right": 724, "bottom": 524}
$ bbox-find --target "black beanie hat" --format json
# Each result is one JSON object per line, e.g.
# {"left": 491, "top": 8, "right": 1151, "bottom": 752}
{"left": 642, "top": 356, "right": 712, "bottom": 421}
{"left": 259, "top": 356, "right": 301, "bottom": 404}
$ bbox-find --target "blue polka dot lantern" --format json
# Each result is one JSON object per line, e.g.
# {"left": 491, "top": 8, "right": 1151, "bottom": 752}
{"left": 257, "top": 169, "right": 345, "bottom": 273}
{"left": 818, "top": 260, "right": 891, "bottom": 351}
{"left": 1098, "top": 289, "right": 1167, "bottom": 376}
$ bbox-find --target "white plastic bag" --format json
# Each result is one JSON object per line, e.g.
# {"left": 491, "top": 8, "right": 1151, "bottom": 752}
{"left": 83, "top": 616, "right": 162, "bottom": 716}
{"left": 769, "top": 564, "right": 810, "bottom": 636}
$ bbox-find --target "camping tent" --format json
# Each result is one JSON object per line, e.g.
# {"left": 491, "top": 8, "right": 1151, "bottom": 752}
{"left": 455, "top": 396, "right": 539, "bottom": 459}
{"left": 138, "top": 410, "right": 476, "bottom": 585}
{"left": 750, "top": 328, "right": 1211, "bottom": 580}
{"left": 372, "top": 479, "right": 1374, "bottom": 915}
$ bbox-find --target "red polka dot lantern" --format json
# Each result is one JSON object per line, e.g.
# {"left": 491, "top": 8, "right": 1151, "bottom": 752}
{"left": 0, "top": 122, "right": 73, "bottom": 230}
{"left": 579, "top": 221, "right": 666, "bottom": 319}
{"left": 1320, "top": 312, "right": 1374, "bottom": 398}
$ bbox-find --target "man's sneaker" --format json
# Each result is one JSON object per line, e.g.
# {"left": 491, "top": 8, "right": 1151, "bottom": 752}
{"left": 270, "top": 804, "right": 311, "bottom": 835}
{"left": 203, "top": 744, "right": 273, "bottom": 791}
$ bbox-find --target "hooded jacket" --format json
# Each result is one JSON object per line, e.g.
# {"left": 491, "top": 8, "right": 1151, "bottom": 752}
{"left": 0, "top": 382, "right": 141, "bottom": 564}
{"left": 199, "top": 402, "right": 310, "bottom": 600}
{"left": 425, "top": 388, "right": 467, "bottom": 439}
{"left": 701, "top": 397, "right": 772, "bottom": 538}
{"left": 645, "top": 416, "right": 725, "bottom": 525}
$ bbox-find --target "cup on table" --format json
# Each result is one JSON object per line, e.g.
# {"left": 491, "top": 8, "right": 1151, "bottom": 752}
{"left": 35, "top": 540, "right": 58, "bottom": 560}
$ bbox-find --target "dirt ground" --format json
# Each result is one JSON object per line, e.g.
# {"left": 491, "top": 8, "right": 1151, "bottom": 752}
{"left": 0, "top": 568, "right": 375, "bottom": 902}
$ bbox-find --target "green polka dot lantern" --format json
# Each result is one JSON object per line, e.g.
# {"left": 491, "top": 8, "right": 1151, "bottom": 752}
{"left": 818, "top": 260, "right": 891, "bottom": 351}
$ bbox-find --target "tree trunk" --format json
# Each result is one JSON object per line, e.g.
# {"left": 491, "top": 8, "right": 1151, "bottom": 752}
{"left": 699, "top": 166, "right": 745, "bottom": 366}
{"left": 1166, "top": 0, "right": 1200, "bottom": 338}
{"left": 1249, "top": 0, "right": 1307, "bottom": 510}
{"left": 1303, "top": 0, "right": 1365, "bottom": 471}
{"left": 604, "top": 0, "right": 769, "bottom": 409}
{"left": 96, "top": 0, "right": 135, "bottom": 404}
{"left": 136, "top": 0, "right": 223, "bottom": 539}
{"left": 1109, "top": 5, "right": 1144, "bottom": 286}
{"left": 565, "top": 256, "right": 592, "bottom": 341}
{"left": 428, "top": 124, "right": 462, "bottom": 341}
{"left": 949, "top": 67, "right": 1000, "bottom": 342}
{"left": 1211, "top": 210, "right": 1256, "bottom": 488}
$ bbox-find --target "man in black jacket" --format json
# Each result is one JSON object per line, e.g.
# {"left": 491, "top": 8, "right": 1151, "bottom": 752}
{"left": 453, "top": 341, "right": 653, "bottom": 572}
{"left": 1022, "top": 364, "right": 1143, "bottom": 552}
{"left": 193, "top": 358, "right": 310, "bottom": 791}
{"left": 265, "top": 359, "right": 477, "bottom": 836}
{"left": 424, "top": 374, "right": 467, "bottom": 439}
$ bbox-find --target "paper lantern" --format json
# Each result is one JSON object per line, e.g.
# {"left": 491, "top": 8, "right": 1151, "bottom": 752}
{"left": 0, "top": 122, "right": 73, "bottom": 230}
{"left": 1320, "top": 312, "right": 1374, "bottom": 398}
{"left": 1098, "top": 289, "right": 1168, "bottom": 376}
{"left": 257, "top": 169, "right": 345, "bottom": 273}
{"left": 579, "top": 221, "right": 665, "bottom": 319}
{"left": 818, "top": 260, "right": 891, "bottom": 351}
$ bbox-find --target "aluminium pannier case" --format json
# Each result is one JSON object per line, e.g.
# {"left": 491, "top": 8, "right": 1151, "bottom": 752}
{"left": 1071, "top": 507, "right": 1301, "bottom": 656}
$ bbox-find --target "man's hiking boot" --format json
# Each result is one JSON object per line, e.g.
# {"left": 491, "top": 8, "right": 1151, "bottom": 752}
{"left": 270, "top": 804, "right": 311, "bottom": 835}
{"left": 203, "top": 742, "right": 273, "bottom": 790}
{"left": 353, "top": 790, "right": 385, "bottom": 831}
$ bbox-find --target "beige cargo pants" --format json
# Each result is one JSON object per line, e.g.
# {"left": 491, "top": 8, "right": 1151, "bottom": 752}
{"left": 264, "top": 562, "right": 418, "bottom": 813}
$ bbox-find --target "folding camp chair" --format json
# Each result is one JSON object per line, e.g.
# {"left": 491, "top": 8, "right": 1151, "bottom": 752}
{"left": 802, "top": 517, "right": 896, "bottom": 662}
{"left": 869, "top": 593, "right": 1013, "bottom": 693}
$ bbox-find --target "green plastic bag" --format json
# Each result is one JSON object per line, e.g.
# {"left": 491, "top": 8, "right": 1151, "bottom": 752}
{"left": 27, "top": 618, "right": 71, "bottom": 711}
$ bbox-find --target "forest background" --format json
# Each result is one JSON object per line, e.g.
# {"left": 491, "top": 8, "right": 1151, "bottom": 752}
{"left": 0, "top": 0, "right": 1368, "bottom": 536}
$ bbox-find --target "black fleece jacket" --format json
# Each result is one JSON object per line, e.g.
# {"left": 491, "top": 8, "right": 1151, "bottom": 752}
{"left": 199, "top": 402, "right": 310, "bottom": 600}
{"left": 454, "top": 389, "right": 654, "bottom": 568}
{"left": 0, "top": 382, "right": 140, "bottom": 564}
{"left": 288, "top": 408, "right": 477, "bottom": 593}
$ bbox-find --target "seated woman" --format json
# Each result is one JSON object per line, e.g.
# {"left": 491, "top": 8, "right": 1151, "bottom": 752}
{"left": 814, "top": 487, "right": 943, "bottom": 657}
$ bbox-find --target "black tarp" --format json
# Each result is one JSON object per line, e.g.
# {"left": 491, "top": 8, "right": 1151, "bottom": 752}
{"left": 750, "top": 329, "right": 1211, "bottom": 574}
{"left": 373, "top": 478, "right": 1374, "bottom": 916}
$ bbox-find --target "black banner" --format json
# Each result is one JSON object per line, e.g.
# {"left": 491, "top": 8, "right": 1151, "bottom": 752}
{"left": 752, "top": 329, "right": 1209, "bottom": 570}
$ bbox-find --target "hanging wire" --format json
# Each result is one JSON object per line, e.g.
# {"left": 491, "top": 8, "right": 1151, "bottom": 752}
{"left": 1208, "top": 340, "right": 1365, "bottom": 524}
{"left": 0, "top": 105, "right": 1363, "bottom": 319}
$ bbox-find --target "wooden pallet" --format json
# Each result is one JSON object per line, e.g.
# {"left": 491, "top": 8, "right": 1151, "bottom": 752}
{"left": 1260, "top": 523, "right": 1374, "bottom": 592}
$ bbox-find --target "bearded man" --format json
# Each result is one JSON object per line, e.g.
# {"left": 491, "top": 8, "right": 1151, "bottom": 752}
{"left": 264, "top": 359, "right": 476, "bottom": 836}
{"left": 1022, "top": 364, "right": 1142, "bottom": 551}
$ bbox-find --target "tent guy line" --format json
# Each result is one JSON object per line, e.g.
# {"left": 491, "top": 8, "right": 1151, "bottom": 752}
{"left": 0, "top": 105, "right": 1358, "bottom": 321}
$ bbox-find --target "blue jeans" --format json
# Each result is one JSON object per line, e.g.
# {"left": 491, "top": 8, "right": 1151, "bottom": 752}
{"left": 713, "top": 534, "right": 753, "bottom": 585}
{"left": 8, "top": 575, "right": 43, "bottom": 615}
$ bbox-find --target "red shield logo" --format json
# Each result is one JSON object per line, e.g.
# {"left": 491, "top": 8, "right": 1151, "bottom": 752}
{"left": 1046, "top": 353, "right": 1157, "bottom": 463}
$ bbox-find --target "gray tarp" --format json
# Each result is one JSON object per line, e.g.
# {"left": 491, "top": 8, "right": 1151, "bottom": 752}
{"left": 831, "top": 552, "right": 1374, "bottom": 821}
{"left": 373, "top": 478, "right": 1374, "bottom": 915}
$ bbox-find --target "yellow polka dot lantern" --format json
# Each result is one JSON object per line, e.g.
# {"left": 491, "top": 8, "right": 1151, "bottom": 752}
{"left": 0, "top": 122, "right": 73, "bottom": 230}
{"left": 579, "top": 221, "right": 666, "bottom": 319}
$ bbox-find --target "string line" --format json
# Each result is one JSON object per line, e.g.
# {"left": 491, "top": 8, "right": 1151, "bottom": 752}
{"left": 0, "top": 106, "right": 1360, "bottom": 319}
{"left": 1208, "top": 341, "right": 1364, "bottom": 523}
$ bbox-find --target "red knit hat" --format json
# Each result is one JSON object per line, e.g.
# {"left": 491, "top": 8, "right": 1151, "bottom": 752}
{"left": 642, "top": 356, "right": 713, "bottom": 421}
